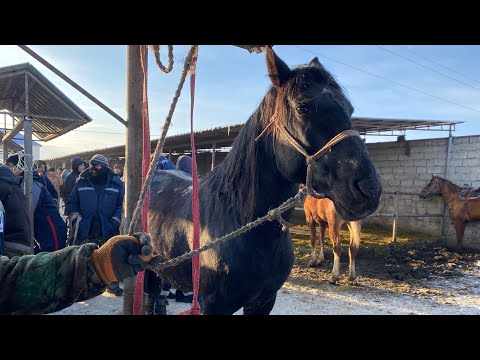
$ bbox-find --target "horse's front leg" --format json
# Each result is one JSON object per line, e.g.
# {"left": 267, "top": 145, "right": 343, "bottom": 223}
{"left": 243, "top": 292, "right": 277, "bottom": 315}
{"left": 307, "top": 220, "right": 319, "bottom": 267}
{"left": 454, "top": 220, "right": 467, "bottom": 250}
{"left": 318, "top": 222, "right": 326, "bottom": 264}
{"left": 328, "top": 223, "right": 342, "bottom": 284}
{"left": 346, "top": 221, "right": 362, "bottom": 285}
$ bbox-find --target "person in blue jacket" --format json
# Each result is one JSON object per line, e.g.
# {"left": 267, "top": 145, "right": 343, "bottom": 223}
{"left": 35, "top": 160, "right": 59, "bottom": 206}
{"left": 66, "top": 154, "right": 124, "bottom": 296}
{"left": 6, "top": 153, "right": 67, "bottom": 254}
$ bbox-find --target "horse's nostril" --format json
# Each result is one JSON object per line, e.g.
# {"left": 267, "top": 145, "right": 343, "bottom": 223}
{"left": 356, "top": 178, "right": 376, "bottom": 198}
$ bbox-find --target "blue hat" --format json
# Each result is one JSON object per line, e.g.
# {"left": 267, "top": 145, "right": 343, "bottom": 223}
{"left": 176, "top": 155, "right": 193, "bottom": 175}
{"left": 156, "top": 155, "right": 176, "bottom": 170}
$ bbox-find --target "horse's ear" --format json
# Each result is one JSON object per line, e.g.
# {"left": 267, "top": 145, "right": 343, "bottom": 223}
{"left": 309, "top": 57, "right": 324, "bottom": 69}
{"left": 266, "top": 46, "right": 291, "bottom": 87}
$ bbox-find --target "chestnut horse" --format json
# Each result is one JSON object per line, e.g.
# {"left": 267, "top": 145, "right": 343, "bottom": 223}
{"left": 420, "top": 175, "right": 480, "bottom": 249}
{"left": 304, "top": 195, "right": 362, "bottom": 284}
{"left": 146, "top": 46, "right": 382, "bottom": 315}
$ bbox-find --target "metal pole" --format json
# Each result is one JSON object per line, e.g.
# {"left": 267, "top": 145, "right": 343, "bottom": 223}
{"left": 17, "top": 45, "right": 127, "bottom": 126}
{"left": 24, "top": 73, "right": 34, "bottom": 252}
{"left": 441, "top": 125, "right": 454, "bottom": 240}
{"left": 211, "top": 142, "right": 216, "bottom": 171}
{"left": 392, "top": 191, "right": 399, "bottom": 243}
{"left": 123, "top": 45, "right": 144, "bottom": 315}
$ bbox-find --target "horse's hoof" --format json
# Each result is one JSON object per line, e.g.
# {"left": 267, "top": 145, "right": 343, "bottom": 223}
{"left": 348, "top": 277, "right": 359, "bottom": 285}
{"left": 328, "top": 276, "right": 338, "bottom": 284}
{"left": 307, "top": 260, "right": 317, "bottom": 267}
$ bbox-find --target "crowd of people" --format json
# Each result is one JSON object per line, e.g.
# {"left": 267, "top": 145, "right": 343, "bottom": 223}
{"left": 0, "top": 150, "right": 195, "bottom": 315}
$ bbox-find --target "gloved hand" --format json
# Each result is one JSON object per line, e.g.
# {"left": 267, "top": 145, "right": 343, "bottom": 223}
{"left": 90, "top": 232, "right": 163, "bottom": 284}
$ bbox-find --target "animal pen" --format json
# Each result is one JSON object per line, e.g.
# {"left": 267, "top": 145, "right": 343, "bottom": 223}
{"left": 15, "top": 45, "right": 477, "bottom": 315}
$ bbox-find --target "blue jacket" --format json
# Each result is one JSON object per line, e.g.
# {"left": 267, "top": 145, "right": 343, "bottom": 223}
{"left": 38, "top": 173, "right": 58, "bottom": 203}
{"left": 20, "top": 172, "right": 67, "bottom": 253}
{"left": 66, "top": 168, "right": 124, "bottom": 242}
{"left": 62, "top": 157, "right": 85, "bottom": 204}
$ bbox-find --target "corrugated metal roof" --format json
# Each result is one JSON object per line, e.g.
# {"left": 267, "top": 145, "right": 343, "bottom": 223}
{"left": 0, "top": 63, "right": 92, "bottom": 141}
{"left": 46, "top": 117, "right": 462, "bottom": 163}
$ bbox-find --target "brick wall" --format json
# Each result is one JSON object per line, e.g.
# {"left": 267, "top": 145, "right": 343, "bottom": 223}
{"left": 365, "top": 135, "right": 480, "bottom": 249}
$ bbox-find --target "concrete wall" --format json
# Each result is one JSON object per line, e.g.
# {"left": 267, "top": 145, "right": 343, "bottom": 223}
{"left": 365, "top": 135, "right": 480, "bottom": 249}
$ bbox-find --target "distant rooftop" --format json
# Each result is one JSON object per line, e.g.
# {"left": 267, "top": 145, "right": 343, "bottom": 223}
{"left": 46, "top": 117, "right": 462, "bottom": 162}
{"left": 0, "top": 63, "right": 92, "bottom": 141}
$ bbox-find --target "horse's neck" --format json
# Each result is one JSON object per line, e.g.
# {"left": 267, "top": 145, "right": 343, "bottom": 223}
{"left": 255, "top": 148, "right": 297, "bottom": 217}
{"left": 440, "top": 181, "right": 461, "bottom": 200}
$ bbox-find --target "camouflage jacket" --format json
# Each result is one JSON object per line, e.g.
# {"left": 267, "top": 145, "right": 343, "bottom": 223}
{"left": 0, "top": 243, "right": 107, "bottom": 314}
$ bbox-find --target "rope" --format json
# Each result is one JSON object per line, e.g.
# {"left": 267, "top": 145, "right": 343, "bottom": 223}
{"left": 178, "top": 47, "right": 201, "bottom": 316}
{"left": 148, "top": 45, "right": 174, "bottom": 73}
{"left": 127, "top": 45, "right": 198, "bottom": 236}
{"left": 143, "top": 189, "right": 305, "bottom": 272}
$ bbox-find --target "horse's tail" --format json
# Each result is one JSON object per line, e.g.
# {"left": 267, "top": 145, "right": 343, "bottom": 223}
{"left": 347, "top": 221, "right": 362, "bottom": 246}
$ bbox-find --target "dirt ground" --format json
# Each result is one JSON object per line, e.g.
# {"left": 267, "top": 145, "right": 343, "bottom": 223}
{"left": 52, "top": 224, "right": 480, "bottom": 315}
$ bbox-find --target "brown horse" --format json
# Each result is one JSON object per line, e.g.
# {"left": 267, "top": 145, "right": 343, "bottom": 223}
{"left": 304, "top": 194, "right": 362, "bottom": 284}
{"left": 420, "top": 175, "right": 480, "bottom": 249}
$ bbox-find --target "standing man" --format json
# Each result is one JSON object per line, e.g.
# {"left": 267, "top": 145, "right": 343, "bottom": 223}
{"left": 66, "top": 154, "right": 125, "bottom": 296}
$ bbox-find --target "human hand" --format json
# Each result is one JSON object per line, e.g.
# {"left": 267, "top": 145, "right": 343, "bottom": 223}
{"left": 90, "top": 232, "right": 163, "bottom": 284}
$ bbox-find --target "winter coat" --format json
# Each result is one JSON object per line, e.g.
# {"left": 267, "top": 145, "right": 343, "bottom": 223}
{"left": 37, "top": 173, "right": 58, "bottom": 204}
{"left": 20, "top": 172, "right": 67, "bottom": 253}
{"left": 0, "top": 243, "right": 106, "bottom": 314}
{"left": 66, "top": 168, "right": 124, "bottom": 243}
{"left": 62, "top": 157, "right": 85, "bottom": 204}
{"left": 0, "top": 166, "right": 32, "bottom": 257}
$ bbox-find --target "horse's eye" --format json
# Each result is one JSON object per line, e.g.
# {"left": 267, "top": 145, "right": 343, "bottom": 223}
{"left": 296, "top": 107, "right": 308, "bottom": 115}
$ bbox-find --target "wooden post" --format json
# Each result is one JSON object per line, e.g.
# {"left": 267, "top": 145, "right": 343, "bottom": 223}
{"left": 211, "top": 142, "right": 216, "bottom": 171}
{"left": 123, "top": 45, "right": 144, "bottom": 315}
{"left": 441, "top": 125, "right": 453, "bottom": 243}
{"left": 23, "top": 73, "right": 34, "bottom": 252}
{"left": 392, "top": 191, "right": 399, "bottom": 243}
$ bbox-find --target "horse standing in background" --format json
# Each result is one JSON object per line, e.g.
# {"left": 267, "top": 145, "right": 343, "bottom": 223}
{"left": 304, "top": 194, "right": 363, "bottom": 284}
{"left": 420, "top": 175, "right": 480, "bottom": 249}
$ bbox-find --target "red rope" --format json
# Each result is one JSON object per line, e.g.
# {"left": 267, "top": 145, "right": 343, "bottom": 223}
{"left": 133, "top": 45, "right": 150, "bottom": 315}
{"left": 179, "top": 47, "right": 201, "bottom": 315}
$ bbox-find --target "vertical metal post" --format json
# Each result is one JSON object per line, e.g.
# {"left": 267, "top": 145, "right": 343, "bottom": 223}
{"left": 211, "top": 142, "right": 216, "bottom": 171}
{"left": 441, "top": 125, "right": 454, "bottom": 241}
{"left": 123, "top": 45, "right": 144, "bottom": 315}
{"left": 24, "top": 73, "right": 34, "bottom": 253}
{"left": 392, "top": 191, "right": 399, "bottom": 243}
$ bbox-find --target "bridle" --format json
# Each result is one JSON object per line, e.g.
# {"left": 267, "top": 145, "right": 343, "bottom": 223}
{"left": 422, "top": 178, "right": 442, "bottom": 197}
{"left": 255, "top": 112, "right": 360, "bottom": 199}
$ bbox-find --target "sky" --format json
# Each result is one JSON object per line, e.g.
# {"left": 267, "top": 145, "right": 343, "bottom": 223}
{"left": 0, "top": 45, "right": 479, "bottom": 159}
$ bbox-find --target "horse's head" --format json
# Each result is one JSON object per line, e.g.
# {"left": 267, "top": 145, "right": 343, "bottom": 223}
{"left": 419, "top": 175, "right": 442, "bottom": 199}
{"left": 262, "top": 46, "right": 382, "bottom": 221}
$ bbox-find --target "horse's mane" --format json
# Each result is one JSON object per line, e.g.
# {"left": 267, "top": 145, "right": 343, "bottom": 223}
{"left": 438, "top": 176, "right": 464, "bottom": 192}
{"left": 201, "top": 65, "right": 348, "bottom": 224}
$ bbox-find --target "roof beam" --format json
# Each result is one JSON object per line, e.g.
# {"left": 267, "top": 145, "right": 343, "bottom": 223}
{"left": 18, "top": 45, "right": 127, "bottom": 126}
{"left": 2, "top": 117, "right": 24, "bottom": 142}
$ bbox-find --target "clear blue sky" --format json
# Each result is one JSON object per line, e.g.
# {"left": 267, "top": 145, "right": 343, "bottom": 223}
{"left": 0, "top": 45, "right": 479, "bottom": 159}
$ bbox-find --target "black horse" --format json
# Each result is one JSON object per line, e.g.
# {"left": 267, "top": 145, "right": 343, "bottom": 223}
{"left": 146, "top": 46, "right": 382, "bottom": 315}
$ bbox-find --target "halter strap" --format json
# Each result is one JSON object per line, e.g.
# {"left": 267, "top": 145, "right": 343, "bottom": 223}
{"left": 256, "top": 113, "right": 360, "bottom": 198}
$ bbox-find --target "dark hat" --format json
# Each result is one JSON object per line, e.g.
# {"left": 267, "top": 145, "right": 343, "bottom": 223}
{"left": 6, "top": 153, "right": 19, "bottom": 166}
{"left": 89, "top": 154, "right": 109, "bottom": 168}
